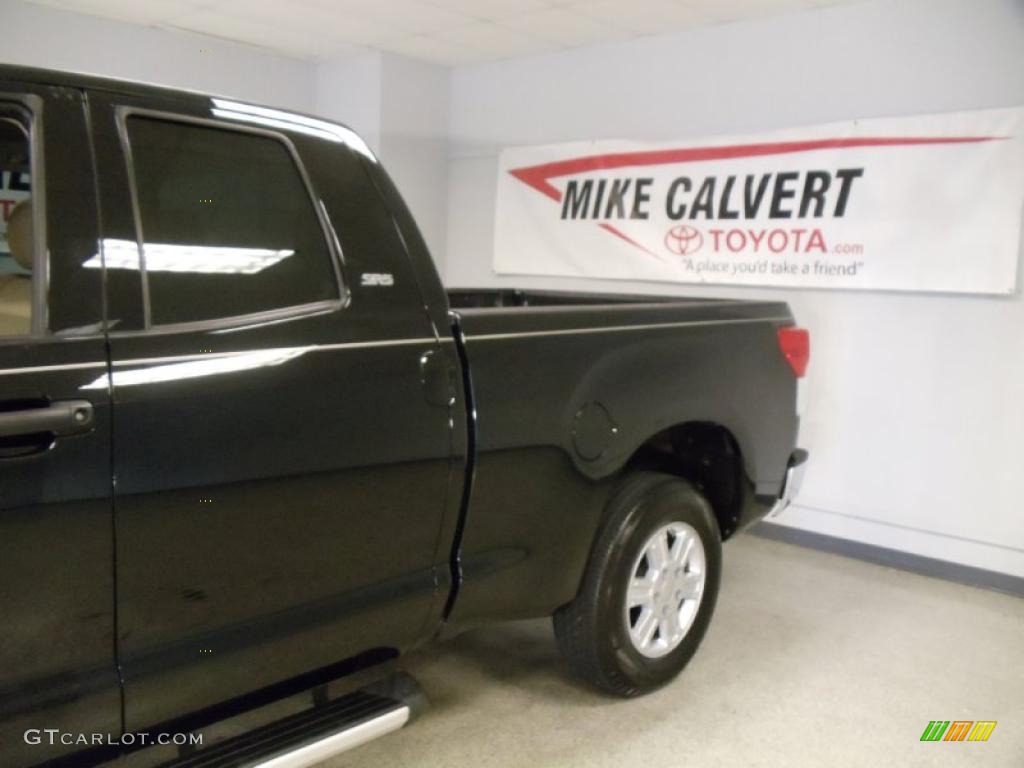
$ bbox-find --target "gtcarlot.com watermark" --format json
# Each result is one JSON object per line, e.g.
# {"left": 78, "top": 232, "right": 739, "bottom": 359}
{"left": 25, "top": 729, "right": 202, "bottom": 748}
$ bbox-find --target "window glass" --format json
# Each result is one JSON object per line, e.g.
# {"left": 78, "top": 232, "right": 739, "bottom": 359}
{"left": 0, "top": 112, "right": 34, "bottom": 337}
{"left": 126, "top": 116, "right": 339, "bottom": 326}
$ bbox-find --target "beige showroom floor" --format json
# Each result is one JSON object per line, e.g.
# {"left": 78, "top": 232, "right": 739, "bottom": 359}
{"left": 328, "top": 534, "right": 1024, "bottom": 768}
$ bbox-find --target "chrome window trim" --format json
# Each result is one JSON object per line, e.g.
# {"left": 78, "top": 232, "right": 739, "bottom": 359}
{"left": 113, "top": 106, "right": 350, "bottom": 333}
{"left": 106, "top": 299, "right": 347, "bottom": 339}
{"left": 114, "top": 107, "right": 151, "bottom": 326}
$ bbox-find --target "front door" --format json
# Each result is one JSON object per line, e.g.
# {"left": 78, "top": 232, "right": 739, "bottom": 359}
{"left": 0, "top": 84, "right": 119, "bottom": 766}
{"left": 88, "top": 89, "right": 454, "bottom": 730}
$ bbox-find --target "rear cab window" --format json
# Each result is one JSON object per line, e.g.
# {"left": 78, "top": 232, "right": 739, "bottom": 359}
{"left": 121, "top": 114, "right": 342, "bottom": 328}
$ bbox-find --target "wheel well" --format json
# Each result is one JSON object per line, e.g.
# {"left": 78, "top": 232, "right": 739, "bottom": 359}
{"left": 625, "top": 422, "right": 746, "bottom": 539}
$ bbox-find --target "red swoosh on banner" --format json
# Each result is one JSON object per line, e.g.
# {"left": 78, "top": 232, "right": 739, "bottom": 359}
{"left": 508, "top": 136, "right": 1006, "bottom": 202}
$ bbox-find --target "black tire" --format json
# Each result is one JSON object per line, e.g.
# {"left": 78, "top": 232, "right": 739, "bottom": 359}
{"left": 553, "top": 471, "right": 722, "bottom": 696}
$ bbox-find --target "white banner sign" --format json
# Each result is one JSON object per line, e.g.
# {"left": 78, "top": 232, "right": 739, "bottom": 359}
{"left": 494, "top": 108, "right": 1024, "bottom": 294}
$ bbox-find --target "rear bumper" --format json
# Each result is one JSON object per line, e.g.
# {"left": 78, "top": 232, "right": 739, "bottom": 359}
{"left": 768, "top": 449, "right": 808, "bottom": 518}
{"left": 732, "top": 449, "right": 808, "bottom": 535}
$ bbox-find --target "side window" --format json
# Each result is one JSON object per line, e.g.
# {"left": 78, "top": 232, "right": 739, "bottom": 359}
{"left": 0, "top": 106, "right": 35, "bottom": 337}
{"left": 124, "top": 116, "right": 339, "bottom": 327}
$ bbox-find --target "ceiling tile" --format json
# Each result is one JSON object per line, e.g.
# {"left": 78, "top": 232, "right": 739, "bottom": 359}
{"left": 212, "top": 0, "right": 403, "bottom": 45}
{"left": 700, "top": 0, "right": 824, "bottom": 23}
{"left": 420, "top": 0, "right": 552, "bottom": 21}
{"left": 22, "top": 0, "right": 871, "bottom": 64}
{"left": 431, "top": 21, "right": 556, "bottom": 59}
{"left": 380, "top": 34, "right": 479, "bottom": 65}
{"left": 571, "top": 0, "right": 713, "bottom": 35}
{"left": 28, "top": 0, "right": 206, "bottom": 25}
{"left": 497, "top": 6, "right": 622, "bottom": 47}
{"left": 306, "top": 0, "right": 482, "bottom": 35}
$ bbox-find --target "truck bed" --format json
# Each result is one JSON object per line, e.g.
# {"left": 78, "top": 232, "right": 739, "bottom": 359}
{"left": 445, "top": 290, "right": 799, "bottom": 628}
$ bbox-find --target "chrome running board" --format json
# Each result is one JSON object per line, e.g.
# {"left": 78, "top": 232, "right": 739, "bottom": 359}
{"left": 161, "top": 674, "right": 424, "bottom": 768}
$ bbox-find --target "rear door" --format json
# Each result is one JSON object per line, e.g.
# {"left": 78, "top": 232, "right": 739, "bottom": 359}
{"left": 88, "top": 89, "right": 455, "bottom": 730}
{"left": 0, "top": 83, "right": 119, "bottom": 766}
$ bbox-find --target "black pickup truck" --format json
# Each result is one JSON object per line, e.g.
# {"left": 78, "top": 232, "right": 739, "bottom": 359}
{"left": 0, "top": 65, "right": 808, "bottom": 768}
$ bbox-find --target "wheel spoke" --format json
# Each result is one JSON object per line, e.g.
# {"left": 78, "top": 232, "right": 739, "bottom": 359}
{"left": 627, "top": 579, "right": 654, "bottom": 607}
{"left": 678, "top": 571, "right": 703, "bottom": 600}
{"left": 673, "top": 535, "right": 695, "bottom": 567}
{"left": 633, "top": 609, "right": 659, "bottom": 647}
{"left": 647, "top": 532, "right": 671, "bottom": 572}
{"left": 662, "top": 606, "right": 683, "bottom": 642}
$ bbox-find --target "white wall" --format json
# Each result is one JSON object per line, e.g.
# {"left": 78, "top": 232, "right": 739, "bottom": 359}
{"left": 378, "top": 53, "right": 450, "bottom": 272}
{"left": 445, "top": 0, "right": 1024, "bottom": 577}
{"left": 315, "top": 53, "right": 383, "bottom": 150}
{"left": 0, "top": 0, "right": 316, "bottom": 111}
{"left": 313, "top": 51, "right": 450, "bottom": 271}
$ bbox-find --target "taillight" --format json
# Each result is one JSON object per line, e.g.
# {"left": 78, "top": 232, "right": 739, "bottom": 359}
{"left": 777, "top": 327, "right": 810, "bottom": 378}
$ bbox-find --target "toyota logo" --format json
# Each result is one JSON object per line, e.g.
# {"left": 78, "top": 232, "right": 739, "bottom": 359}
{"left": 664, "top": 225, "right": 703, "bottom": 256}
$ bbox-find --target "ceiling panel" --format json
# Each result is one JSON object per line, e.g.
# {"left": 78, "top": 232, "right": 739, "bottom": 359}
{"left": 23, "top": 0, "right": 868, "bottom": 65}
{"left": 570, "top": 0, "right": 713, "bottom": 34}
{"left": 27, "top": 0, "right": 206, "bottom": 25}
{"left": 497, "top": 7, "right": 622, "bottom": 47}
